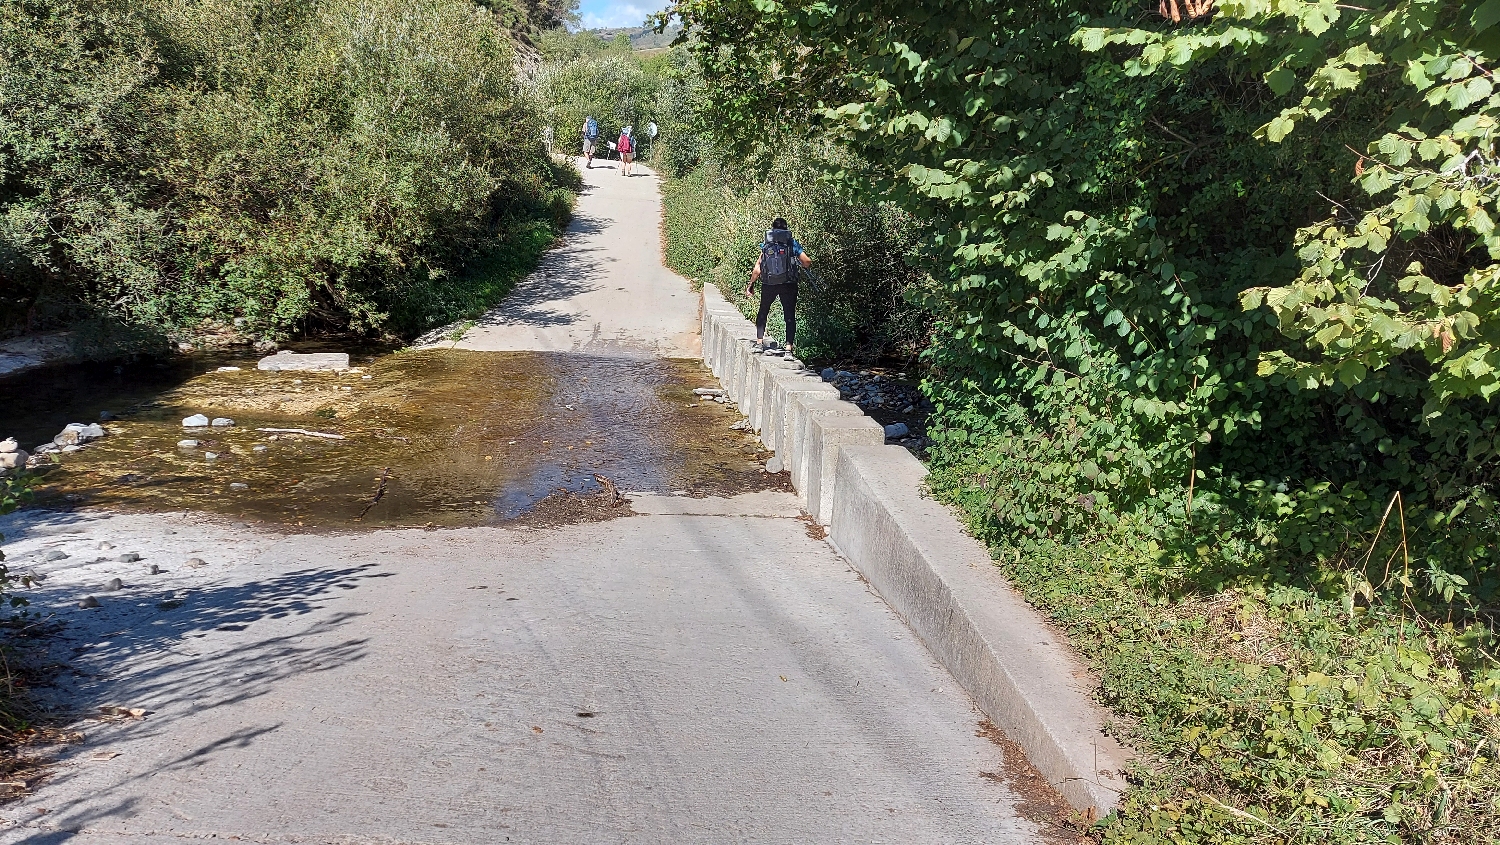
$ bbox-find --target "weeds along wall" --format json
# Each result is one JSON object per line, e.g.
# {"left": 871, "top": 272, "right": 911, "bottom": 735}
{"left": 660, "top": 151, "right": 930, "bottom": 363}
{"left": 650, "top": 49, "right": 930, "bottom": 363}
{"left": 0, "top": 0, "right": 577, "bottom": 350}
{"left": 666, "top": 0, "right": 1500, "bottom": 841}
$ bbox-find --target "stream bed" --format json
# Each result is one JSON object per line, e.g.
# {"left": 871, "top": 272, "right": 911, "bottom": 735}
{"left": 0, "top": 349, "right": 779, "bottom": 528}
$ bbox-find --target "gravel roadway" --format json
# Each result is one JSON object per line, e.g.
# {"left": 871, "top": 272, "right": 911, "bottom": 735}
{"left": 0, "top": 160, "right": 1051, "bottom": 844}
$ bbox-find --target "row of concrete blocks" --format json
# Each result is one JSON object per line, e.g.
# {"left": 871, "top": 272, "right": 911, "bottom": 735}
{"left": 699, "top": 284, "right": 1129, "bottom": 817}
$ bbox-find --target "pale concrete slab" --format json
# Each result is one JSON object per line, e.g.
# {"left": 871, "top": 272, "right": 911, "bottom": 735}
{"left": 256, "top": 351, "right": 350, "bottom": 371}
{"left": 788, "top": 397, "right": 866, "bottom": 495}
{"left": 806, "top": 415, "right": 888, "bottom": 525}
{"left": 0, "top": 508, "right": 1047, "bottom": 844}
{"left": 429, "top": 160, "right": 701, "bottom": 358}
{"left": 628, "top": 490, "right": 803, "bottom": 517}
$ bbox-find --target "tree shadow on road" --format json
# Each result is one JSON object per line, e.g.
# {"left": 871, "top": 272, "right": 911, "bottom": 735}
{"left": 472, "top": 212, "right": 612, "bottom": 330}
{"left": 7, "top": 563, "right": 389, "bottom": 838}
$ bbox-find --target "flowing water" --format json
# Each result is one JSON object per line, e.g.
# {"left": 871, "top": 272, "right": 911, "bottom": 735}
{"left": 0, "top": 349, "right": 778, "bottom": 528}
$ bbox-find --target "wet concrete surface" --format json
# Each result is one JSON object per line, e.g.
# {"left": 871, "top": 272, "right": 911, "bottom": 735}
{"left": 0, "top": 350, "right": 781, "bottom": 528}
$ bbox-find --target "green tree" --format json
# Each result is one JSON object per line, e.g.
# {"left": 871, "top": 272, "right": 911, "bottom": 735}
{"left": 0, "top": 0, "right": 574, "bottom": 345}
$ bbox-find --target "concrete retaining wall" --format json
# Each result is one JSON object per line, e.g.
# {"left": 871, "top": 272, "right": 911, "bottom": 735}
{"left": 696, "top": 283, "right": 1130, "bottom": 817}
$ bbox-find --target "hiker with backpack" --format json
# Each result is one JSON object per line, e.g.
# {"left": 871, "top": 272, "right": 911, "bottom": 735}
{"left": 743, "top": 218, "right": 812, "bottom": 354}
{"left": 581, "top": 116, "right": 599, "bottom": 168}
{"left": 617, "top": 126, "right": 635, "bottom": 176}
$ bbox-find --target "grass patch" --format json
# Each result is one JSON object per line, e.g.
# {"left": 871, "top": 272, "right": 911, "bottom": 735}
{"left": 927, "top": 455, "right": 1500, "bottom": 844}
{"left": 388, "top": 215, "right": 567, "bottom": 338}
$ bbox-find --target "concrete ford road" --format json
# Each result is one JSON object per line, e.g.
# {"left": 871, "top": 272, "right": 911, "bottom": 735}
{"left": 0, "top": 160, "right": 1056, "bottom": 844}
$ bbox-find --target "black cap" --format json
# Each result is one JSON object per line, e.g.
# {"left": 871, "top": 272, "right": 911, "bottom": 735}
{"left": 771, "top": 218, "right": 789, "bottom": 230}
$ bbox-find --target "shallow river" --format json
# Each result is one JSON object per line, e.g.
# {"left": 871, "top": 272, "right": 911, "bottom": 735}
{"left": 0, "top": 349, "right": 778, "bottom": 528}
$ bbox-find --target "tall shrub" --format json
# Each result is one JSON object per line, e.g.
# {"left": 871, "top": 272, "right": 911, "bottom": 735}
{"left": 0, "top": 0, "right": 571, "bottom": 343}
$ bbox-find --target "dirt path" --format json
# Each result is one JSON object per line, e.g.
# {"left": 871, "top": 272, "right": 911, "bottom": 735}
{"left": 0, "top": 160, "right": 1052, "bottom": 844}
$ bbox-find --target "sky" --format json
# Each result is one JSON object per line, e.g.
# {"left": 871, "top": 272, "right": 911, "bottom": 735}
{"left": 576, "top": 0, "right": 668, "bottom": 30}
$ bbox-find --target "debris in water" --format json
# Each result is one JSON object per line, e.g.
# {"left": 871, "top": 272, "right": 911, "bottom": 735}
{"left": 255, "top": 428, "right": 345, "bottom": 440}
{"left": 357, "top": 468, "right": 391, "bottom": 519}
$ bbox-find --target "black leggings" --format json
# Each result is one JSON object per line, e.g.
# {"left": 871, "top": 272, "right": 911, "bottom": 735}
{"left": 755, "top": 282, "right": 798, "bottom": 347}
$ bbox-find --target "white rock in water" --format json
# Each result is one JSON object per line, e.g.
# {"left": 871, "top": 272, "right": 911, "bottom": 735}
{"left": 204, "top": 452, "right": 219, "bottom": 461}
{"left": 252, "top": 444, "right": 268, "bottom": 452}
{"left": 216, "top": 366, "right": 242, "bottom": 372}
{"left": 0, "top": 449, "right": 29, "bottom": 469}
{"left": 80, "top": 423, "right": 106, "bottom": 441}
{"left": 257, "top": 352, "right": 350, "bottom": 372}
{"left": 183, "top": 414, "right": 209, "bottom": 427}
{"left": 883, "top": 422, "right": 909, "bottom": 439}
{"left": 178, "top": 439, "right": 200, "bottom": 449}
{"left": 211, "top": 418, "right": 235, "bottom": 427}
{"left": 692, "top": 388, "right": 724, "bottom": 397}
{"left": 229, "top": 482, "right": 249, "bottom": 491}
{"left": 0, "top": 438, "right": 17, "bottom": 453}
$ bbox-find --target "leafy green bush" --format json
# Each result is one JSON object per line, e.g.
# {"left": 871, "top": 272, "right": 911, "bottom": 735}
{"left": 531, "top": 30, "right": 661, "bottom": 157}
{"left": 651, "top": 45, "right": 928, "bottom": 363}
{"left": 925, "top": 474, "right": 1500, "bottom": 843}
{"left": 1, "top": 0, "right": 572, "bottom": 344}
{"left": 661, "top": 149, "right": 930, "bottom": 362}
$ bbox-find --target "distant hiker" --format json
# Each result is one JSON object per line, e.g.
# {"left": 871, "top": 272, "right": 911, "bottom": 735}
{"left": 582, "top": 116, "right": 599, "bottom": 168}
{"left": 744, "top": 218, "right": 811, "bottom": 355}
{"left": 618, "top": 127, "right": 634, "bottom": 176}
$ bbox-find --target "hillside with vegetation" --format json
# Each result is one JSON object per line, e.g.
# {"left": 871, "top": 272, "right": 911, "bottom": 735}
{"left": 647, "top": 0, "right": 1500, "bottom": 842}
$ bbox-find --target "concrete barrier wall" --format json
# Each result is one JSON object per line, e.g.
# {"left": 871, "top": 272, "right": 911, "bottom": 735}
{"left": 829, "top": 445, "right": 1131, "bottom": 814}
{"left": 696, "top": 284, "right": 1129, "bottom": 817}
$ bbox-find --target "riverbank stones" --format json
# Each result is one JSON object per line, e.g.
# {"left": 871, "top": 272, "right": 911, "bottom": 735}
{"left": 53, "top": 423, "right": 106, "bottom": 447}
{"left": 0, "top": 443, "right": 27, "bottom": 470}
{"left": 183, "top": 414, "right": 209, "bottom": 427}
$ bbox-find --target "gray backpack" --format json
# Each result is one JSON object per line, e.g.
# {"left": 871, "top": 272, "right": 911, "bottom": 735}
{"left": 760, "top": 229, "right": 795, "bottom": 286}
